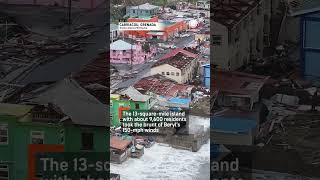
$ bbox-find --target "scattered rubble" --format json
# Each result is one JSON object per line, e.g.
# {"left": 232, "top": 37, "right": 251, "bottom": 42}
{"left": 255, "top": 79, "right": 320, "bottom": 177}
{"left": 0, "top": 12, "right": 103, "bottom": 102}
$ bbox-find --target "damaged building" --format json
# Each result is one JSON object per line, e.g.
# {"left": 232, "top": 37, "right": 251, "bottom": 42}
{"left": 212, "top": 0, "right": 271, "bottom": 70}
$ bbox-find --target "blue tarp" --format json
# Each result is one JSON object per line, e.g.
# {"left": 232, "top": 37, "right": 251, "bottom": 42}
{"left": 168, "top": 97, "right": 191, "bottom": 105}
{"left": 211, "top": 116, "right": 257, "bottom": 133}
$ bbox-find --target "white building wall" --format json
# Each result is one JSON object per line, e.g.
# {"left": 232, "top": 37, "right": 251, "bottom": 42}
{"left": 150, "top": 64, "right": 183, "bottom": 83}
{"left": 212, "top": 0, "right": 269, "bottom": 70}
{"left": 211, "top": 21, "right": 230, "bottom": 69}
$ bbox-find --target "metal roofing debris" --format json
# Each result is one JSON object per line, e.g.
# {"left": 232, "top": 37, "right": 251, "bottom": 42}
{"left": 152, "top": 52, "right": 194, "bottom": 70}
{"left": 289, "top": 0, "right": 320, "bottom": 16}
{"left": 212, "top": 69, "right": 269, "bottom": 96}
{"left": 270, "top": 94, "right": 299, "bottom": 106}
{"left": 73, "top": 53, "right": 108, "bottom": 103}
{"left": 30, "top": 78, "right": 108, "bottom": 127}
{"left": 119, "top": 86, "right": 151, "bottom": 102}
{"left": 134, "top": 74, "right": 192, "bottom": 98}
{"left": 212, "top": 0, "right": 260, "bottom": 28}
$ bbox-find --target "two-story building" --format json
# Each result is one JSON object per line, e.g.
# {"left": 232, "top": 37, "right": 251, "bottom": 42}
{"left": 122, "top": 16, "right": 188, "bottom": 41}
{"left": 126, "top": 3, "right": 160, "bottom": 17}
{"left": 150, "top": 52, "right": 198, "bottom": 84}
{"left": 212, "top": 0, "right": 271, "bottom": 70}
{"left": 110, "top": 39, "right": 156, "bottom": 64}
{"left": 0, "top": 78, "right": 108, "bottom": 180}
{"left": 289, "top": 0, "right": 320, "bottom": 86}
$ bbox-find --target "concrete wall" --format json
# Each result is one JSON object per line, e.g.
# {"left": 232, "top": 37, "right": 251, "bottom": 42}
{"left": 211, "top": 21, "right": 229, "bottom": 69}
{"left": 211, "top": 130, "right": 254, "bottom": 146}
{"left": 151, "top": 64, "right": 182, "bottom": 83}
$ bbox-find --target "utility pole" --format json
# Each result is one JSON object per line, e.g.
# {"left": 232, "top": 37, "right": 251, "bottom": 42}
{"left": 68, "top": 0, "right": 72, "bottom": 29}
{"left": 5, "top": 20, "right": 7, "bottom": 42}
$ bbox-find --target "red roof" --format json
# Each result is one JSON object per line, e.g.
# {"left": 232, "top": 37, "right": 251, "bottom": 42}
{"left": 153, "top": 52, "right": 194, "bottom": 70}
{"left": 212, "top": 69, "right": 269, "bottom": 96}
{"left": 134, "top": 74, "right": 192, "bottom": 98}
{"left": 110, "top": 136, "right": 131, "bottom": 150}
{"left": 159, "top": 48, "right": 198, "bottom": 61}
{"left": 74, "top": 53, "right": 108, "bottom": 103}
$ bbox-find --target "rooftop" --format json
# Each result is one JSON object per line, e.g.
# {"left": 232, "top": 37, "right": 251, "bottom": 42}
{"left": 159, "top": 48, "right": 198, "bottom": 61}
{"left": 110, "top": 24, "right": 118, "bottom": 31}
{"left": 212, "top": 69, "right": 269, "bottom": 96}
{"left": 212, "top": 0, "right": 260, "bottom": 29}
{"left": 130, "top": 3, "right": 159, "bottom": 10}
{"left": 289, "top": 0, "right": 320, "bottom": 16}
{"left": 0, "top": 103, "right": 33, "bottom": 117}
{"left": 12, "top": 78, "right": 108, "bottom": 127}
{"left": 73, "top": 53, "right": 108, "bottom": 103}
{"left": 152, "top": 52, "right": 195, "bottom": 70}
{"left": 110, "top": 39, "right": 135, "bottom": 51}
{"left": 118, "top": 86, "right": 151, "bottom": 102}
{"left": 110, "top": 136, "right": 131, "bottom": 150}
{"left": 134, "top": 74, "right": 193, "bottom": 98}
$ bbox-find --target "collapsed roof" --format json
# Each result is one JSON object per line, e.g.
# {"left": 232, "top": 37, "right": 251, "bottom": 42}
{"left": 212, "top": 0, "right": 260, "bottom": 29}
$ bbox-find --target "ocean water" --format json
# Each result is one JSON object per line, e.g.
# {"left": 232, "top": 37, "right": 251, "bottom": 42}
{"left": 110, "top": 116, "right": 210, "bottom": 180}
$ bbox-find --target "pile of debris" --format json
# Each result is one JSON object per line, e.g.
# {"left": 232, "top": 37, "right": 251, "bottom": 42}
{"left": 0, "top": 13, "right": 28, "bottom": 43}
{"left": 0, "top": 13, "right": 102, "bottom": 102}
{"left": 242, "top": 41, "right": 299, "bottom": 78}
{"left": 255, "top": 79, "right": 320, "bottom": 177}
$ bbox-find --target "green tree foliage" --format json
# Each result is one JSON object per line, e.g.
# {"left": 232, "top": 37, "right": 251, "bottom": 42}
{"left": 142, "top": 43, "right": 150, "bottom": 52}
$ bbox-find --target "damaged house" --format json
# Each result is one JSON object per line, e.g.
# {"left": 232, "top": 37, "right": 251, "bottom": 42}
{"left": 133, "top": 74, "right": 194, "bottom": 108}
{"left": 213, "top": 69, "right": 269, "bottom": 110}
{"left": 110, "top": 136, "right": 132, "bottom": 164}
{"left": 212, "top": 0, "right": 271, "bottom": 70}
{"left": 0, "top": 78, "right": 108, "bottom": 179}
{"left": 151, "top": 52, "right": 198, "bottom": 84}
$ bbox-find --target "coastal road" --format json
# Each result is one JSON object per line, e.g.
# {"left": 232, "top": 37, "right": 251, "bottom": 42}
{"left": 113, "top": 49, "right": 170, "bottom": 89}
